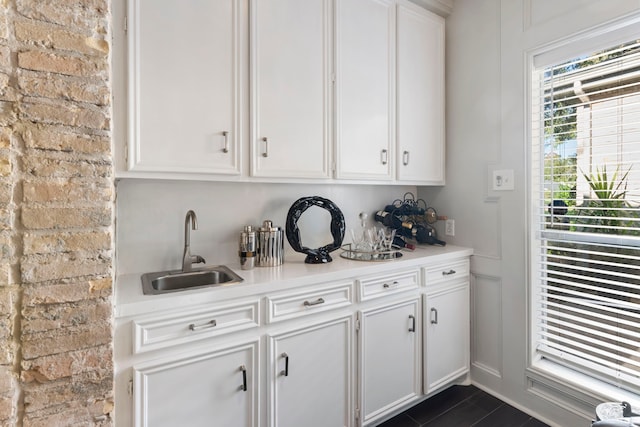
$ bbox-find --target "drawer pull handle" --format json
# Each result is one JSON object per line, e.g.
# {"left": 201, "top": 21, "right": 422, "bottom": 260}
{"left": 403, "top": 150, "right": 410, "bottom": 166}
{"left": 303, "top": 297, "right": 325, "bottom": 307}
{"left": 442, "top": 269, "right": 456, "bottom": 276}
{"left": 408, "top": 314, "right": 416, "bottom": 332}
{"left": 381, "top": 149, "right": 388, "bottom": 165}
{"left": 383, "top": 281, "right": 399, "bottom": 289}
{"left": 188, "top": 319, "right": 217, "bottom": 331}
{"left": 239, "top": 365, "right": 247, "bottom": 392}
{"left": 430, "top": 308, "right": 438, "bottom": 324}
{"left": 222, "top": 131, "right": 229, "bottom": 153}
{"left": 281, "top": 352, "right": 289, "bottom": 377}
{"left": 262, "top": 137, "right": 269, "bottom": 157}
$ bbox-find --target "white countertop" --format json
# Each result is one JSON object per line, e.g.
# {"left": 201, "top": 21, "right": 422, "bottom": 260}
{"left": 115, "top": 244, "right": 473, "bottom": 318}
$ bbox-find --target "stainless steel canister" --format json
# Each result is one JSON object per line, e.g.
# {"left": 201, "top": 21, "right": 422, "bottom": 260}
{"left": 256, "top": 220, "right": 284, "bottom": 266}
{"left": 239, "top": 225, "right": 256, "bottom": 270}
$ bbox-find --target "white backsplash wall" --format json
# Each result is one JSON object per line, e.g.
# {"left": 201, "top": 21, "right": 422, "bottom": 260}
{"left": 115, "top": 179, "right": 416, "bottom": 275}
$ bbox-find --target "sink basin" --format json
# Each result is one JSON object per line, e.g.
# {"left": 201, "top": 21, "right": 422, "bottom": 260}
{"left": 141, "top": 266, "right": 244, "bottom": 295}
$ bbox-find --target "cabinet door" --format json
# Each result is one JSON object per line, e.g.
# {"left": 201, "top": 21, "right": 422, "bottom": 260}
{"left": 134, "top": 340, "right": 259, "bottom": 427}
{"left": 336, "top": 0, "right": 394, "bottom": 180}
{"left": 424, "top": 283, "right": 470, "bottom": 393}
{"left": 359, "top": 297, "right": 421, "bottom": 425}
{"left": 128, "top": 0, "right": 244, "bottom": 175}
{"left": 268, "top": 316, "right": 353, "bottom": 427}
{"left": 396, "top": 1, "right": 445, "bottom": 183}
{"left": 251, "top": 0, "right": 331, "bottom": 179}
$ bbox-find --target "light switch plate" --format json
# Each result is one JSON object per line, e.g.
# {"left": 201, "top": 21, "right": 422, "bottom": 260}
{"left": 445, "top": 219, "right": 455, "bottom": 236}
{"left": 492, "top": 169, "right": 514, "bottom": 191}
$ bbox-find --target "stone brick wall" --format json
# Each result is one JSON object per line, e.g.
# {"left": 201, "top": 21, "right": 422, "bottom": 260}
{"left": 0, "top": 0, "right": 114, "bottom": 425}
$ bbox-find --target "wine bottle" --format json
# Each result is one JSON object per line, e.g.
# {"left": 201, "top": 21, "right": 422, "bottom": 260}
{"left": 392, "top": 235, "right": 415, "bottom": 250}
{"left": 374, "top": 210, "right": 394, "bottom": 227}
{"left": 415, "top": 225, "right": 446, "bottom": 246}
{"left": 384, "top": 203, "right": 425, "bottom": 216}
{"left": 375, "top": 210, "right": 420, "bottom": 240}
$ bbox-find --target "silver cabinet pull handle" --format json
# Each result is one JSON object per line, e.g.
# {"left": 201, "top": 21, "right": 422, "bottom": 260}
{"left": 408, "top": 314, "right": 416, "bottom": 332}
{"left": 381, "top": 149, "right": 388, "bottom": 165}
{"left": 303, "top": 297, "right": 325, "bottom": 307}
{"left": 222, "top": 131, "right": 229, "bottom": 153}
{"left": 262, "top": 137, "right": 268, "bottom": 157}
{"left": 430, "top": 308, "right": 438, "bottom": 324}
{"left": 239, "top": 365, "right": 247, "bottom": 392}
{"left": 383, "top": 281, "right": 399, "bottom": 289}
{"left": 442, "top": 269, "right": 456, "bottom": 276}
{"left": 281, "top": 352, "right": 289, "bottom": 377}
{"left": 188, "top": 319, "right": 216, "bottom": 331}
{"left": 403, "top": 150, "right": 410, "bottom": 166}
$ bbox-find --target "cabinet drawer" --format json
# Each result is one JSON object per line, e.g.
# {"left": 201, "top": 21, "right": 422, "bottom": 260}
{"left": 357, "top": 269, "right": 420, "bottom": 301}
{"left": 266, "top": 281, "right": 353, "bottom": 323}
{"left": 424, "top": 259, "right": 469, "bottom": 286}
{"left": 133, "top": 300, "right": 260, "bottom": 354}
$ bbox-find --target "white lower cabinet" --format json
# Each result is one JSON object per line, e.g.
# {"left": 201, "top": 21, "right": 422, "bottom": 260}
{"left": 133, "top": 339, "right": 259, "bottom": 427}
{"left": 268, "top": 316, "right": 353, "bottom": 427}
{"left": 358, "top": 297, "right": 421, "bottom": 426}
{"left": 116, "top": 251, "right": 473, "bottom": 427}
{"left": 424, "top": 281, "right": 470, "bottom": 394}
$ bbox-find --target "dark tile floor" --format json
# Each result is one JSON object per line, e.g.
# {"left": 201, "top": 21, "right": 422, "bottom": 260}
{"left": 379, "top": 385, "right": 550, "bottom": 427}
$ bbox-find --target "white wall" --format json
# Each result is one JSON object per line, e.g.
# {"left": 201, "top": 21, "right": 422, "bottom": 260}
{"left": 116, "top": 180, "right": 416, "bottom": 275}
{"left": 420, "top": 0, "right": 640, "bottom": 425}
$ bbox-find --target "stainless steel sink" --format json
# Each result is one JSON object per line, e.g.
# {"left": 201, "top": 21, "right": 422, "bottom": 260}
{"left": 141, "top": 266, "right": 244, "bottom": 295}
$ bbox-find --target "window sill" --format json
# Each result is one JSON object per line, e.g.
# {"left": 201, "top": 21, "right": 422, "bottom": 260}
{"left": 526, "top": 359, "right": 640, "bottom": 420}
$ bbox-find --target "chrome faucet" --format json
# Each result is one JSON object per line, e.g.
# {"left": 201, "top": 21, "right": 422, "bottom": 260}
{"left": 182, "top": 210, "right": 206, "bottom": 272}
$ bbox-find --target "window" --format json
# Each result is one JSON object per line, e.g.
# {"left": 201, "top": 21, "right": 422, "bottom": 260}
{"left": 531, "top": 37, "right": 640, "bottom": 393}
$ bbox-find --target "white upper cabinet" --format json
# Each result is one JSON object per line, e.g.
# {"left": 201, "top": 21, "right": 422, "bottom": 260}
{"left": 397, "top": 1, "right": 445, "bottom": 184}
{"left": 335, "top": 0, "right": 395, "bottom": 180}
{"left": 250, "top": 0, "right": 332, "bottom": 179}
{"left": 126, "top": 0, "right": 245, "bottom": 175}
{"left": 119, "top": 0, "right": 445, "bottom": 184}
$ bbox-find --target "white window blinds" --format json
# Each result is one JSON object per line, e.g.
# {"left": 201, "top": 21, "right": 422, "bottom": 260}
{"left": 531, "top": 39, "right": 640, "bottom": 391}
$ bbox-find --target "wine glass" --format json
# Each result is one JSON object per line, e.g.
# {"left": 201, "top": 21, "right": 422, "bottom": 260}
{"left": 382, "top": 228, "right": 396, "bottom": 251}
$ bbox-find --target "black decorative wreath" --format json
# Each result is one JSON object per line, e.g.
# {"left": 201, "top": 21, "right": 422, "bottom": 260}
{"left": 285, "top": 196, "right": 345, "bottom": 264}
